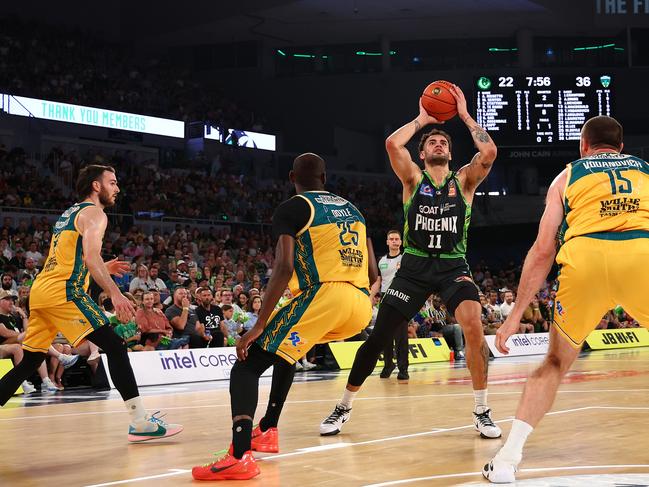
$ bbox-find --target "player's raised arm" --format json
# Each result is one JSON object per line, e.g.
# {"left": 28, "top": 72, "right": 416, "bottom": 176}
{"left": 451, "top": 84, "right": 497, "bottom": 192}
{"left": 386, "top": 99, "right": 443, "bottom": 198}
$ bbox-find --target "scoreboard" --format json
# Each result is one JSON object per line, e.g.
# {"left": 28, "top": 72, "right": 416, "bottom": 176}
{"left": 474, "top": 74, "right": 613, "bottom": 147}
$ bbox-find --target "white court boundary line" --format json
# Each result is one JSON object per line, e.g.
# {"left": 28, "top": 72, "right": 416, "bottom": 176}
{"left": 364, "top": 464, "right": 649, "bottom": 486}
{"left": 85, "top": 469, "right": 190, "bottom": 487}
{"left": 264, "top": 406, "right": 649, "bottom": 461}
{"left": 81, "top": 406, "right": 649, "bottom": 486}
{"left": 4, "top": 389, "right": 649, "bottom": 422}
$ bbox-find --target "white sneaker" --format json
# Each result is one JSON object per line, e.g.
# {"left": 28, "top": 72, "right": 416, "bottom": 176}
{"left": 59, "top": 353, "right": 79, "bottom": 369}
{"left": 41, "top": 377, "right": 60, "bottom": 393}
{"left": 295, "top": 361, "right": 303, "bottom": 371}
{"left": 473, "top": 408, "right": 502, "bottom": 438}
{"left": 482, "top": 457, "right": 518, "bottom": 483}
{"left": 128, "top": 411, "right": 184, "bottom": 443}
{"left": 319, "top": 404, "right": 351, "bottom": 436}
{"left": 21, "top": 381, "right": 36, "bottom": 394}
{"left": 302, "top": 360, "right": 317, "bottom": 371}
{"left": 456, "top": 350, "right": 465, "bottom": 359}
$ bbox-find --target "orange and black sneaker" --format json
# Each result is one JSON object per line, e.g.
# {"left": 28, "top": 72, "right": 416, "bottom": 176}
{"left": 192, "top": 449, "right": 260, "bottom": 481}
{"left": 251, "top": 425, "right": 279, "bottom": 453}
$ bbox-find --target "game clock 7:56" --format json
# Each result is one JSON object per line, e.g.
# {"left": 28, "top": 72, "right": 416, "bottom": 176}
{"left": 526, "top": 76, "right": 551, "bottom": 87}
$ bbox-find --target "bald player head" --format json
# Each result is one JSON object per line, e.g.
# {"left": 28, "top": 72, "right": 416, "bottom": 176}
{"left": 289, "top": 152, "right": 326, "bottom": 192}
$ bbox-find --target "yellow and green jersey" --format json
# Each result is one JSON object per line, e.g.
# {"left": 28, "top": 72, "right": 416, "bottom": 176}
{"left": 560, "top": 153, "right": 649, "bottom": 244}
{"left": 31, "top": 202, "right": 95, "bottom": 308}
{"left": 288, "top": 192, "right": 369, "bottom": 295}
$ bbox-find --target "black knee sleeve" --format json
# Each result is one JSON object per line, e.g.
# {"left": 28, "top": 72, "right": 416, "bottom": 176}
{"left": 261, "top": 357, "right": 296, "bottom": 429}
{"left": 0, "top": 350, "right": 46, "bottom": 406}
{"left": 86, "top": 325, "right": 139, "bottom": 401}
{"left": 348, "top": 303, "right": 409, "bottom": 387}
{"left": 230, "top": 343, "right": 277, "bottom": 419}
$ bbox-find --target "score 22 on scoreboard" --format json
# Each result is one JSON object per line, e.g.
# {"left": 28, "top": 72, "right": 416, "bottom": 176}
{"left": 474, "top": 74, "right": 613, "bottom": 147}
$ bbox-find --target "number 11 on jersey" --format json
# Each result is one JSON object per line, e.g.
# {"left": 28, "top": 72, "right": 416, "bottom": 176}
{"left": 428, "top": 234, "right": 441, "bottom": 249}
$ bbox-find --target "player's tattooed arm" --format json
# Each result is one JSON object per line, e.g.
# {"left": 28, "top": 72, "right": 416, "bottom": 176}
{"left": 469, "top": 124, "right": 492, "bottom": 145}
{"left": 458, "top": 119, "right": 497, "bottom": 190}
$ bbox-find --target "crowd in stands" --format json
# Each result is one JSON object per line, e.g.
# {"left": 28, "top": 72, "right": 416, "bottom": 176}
{"left": 0, "top": 18, "right": 267, "bottom": 130}
{"left": 1, "top": 144, "right": 404, "bottom": 239}
{"left": 1, "top": 210, "right": 643, "bottom": 394}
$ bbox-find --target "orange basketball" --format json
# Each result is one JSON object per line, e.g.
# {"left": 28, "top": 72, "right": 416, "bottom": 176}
{"left": 421, "top": 80, "right": 457, "bottom": 121}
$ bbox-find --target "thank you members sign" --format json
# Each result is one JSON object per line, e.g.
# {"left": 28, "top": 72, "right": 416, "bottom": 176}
{"left": 0, "top": 93, "right": 185, "bottom": 138}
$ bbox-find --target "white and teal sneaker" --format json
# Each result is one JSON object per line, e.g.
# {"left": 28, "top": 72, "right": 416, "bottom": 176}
{"left": 128, "top": 411, "right": 183, "bottom": 443}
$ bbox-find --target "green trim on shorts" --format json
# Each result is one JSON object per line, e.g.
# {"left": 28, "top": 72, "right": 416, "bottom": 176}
{"left": 404, "top": 247, "right": 465, "bottom": 259}
{"left": 74, "top": 294, "right": 109, "bottom": 331}
{"left": 583, "top": 230, "right": 649, "bottom": 240}
{"left": 256, "top": 283, "right": 321, "bottom": 353}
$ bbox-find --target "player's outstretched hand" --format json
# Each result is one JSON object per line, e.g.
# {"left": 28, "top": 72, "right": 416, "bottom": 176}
{"left": 418, "top": 98, "right": 445, "bottom": 126}
{"left": 495, "top": 316, "right": 520, "bottom": 354}
{"left": 105, "top": 258, "right": 131, "bottom": 277}
{"left": 236, "top": 324, "right": 264, "bottom": 361}
{"left": 448, "top": 84, "right": 469, "bottom": 120}
{"left": 112, "top": 292, "right": 136, "bottom": 323}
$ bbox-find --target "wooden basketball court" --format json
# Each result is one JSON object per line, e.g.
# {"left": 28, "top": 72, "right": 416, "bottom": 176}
{"left": 2, "top": 348, "right": 649, "bottom": 486}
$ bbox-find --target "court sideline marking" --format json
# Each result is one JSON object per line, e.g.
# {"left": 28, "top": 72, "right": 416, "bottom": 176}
{"left": 364, "top": 464, "right": 649, "bottom": 486}
{"left": 81, "top": 406, "right": 648, "bottom": 486}
{"left": 3, "top": 390, "right": 649, "bottom": 422}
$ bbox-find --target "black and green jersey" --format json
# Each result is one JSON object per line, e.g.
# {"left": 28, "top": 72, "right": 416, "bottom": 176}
{"left": 403, "top": 171, "right": 471, "bottom": 258}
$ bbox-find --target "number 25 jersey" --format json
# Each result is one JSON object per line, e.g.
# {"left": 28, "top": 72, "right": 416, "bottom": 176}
{"left": 285, "top": 191, "right": 369, "bottom": 295}
{"left": 561, "top": 153, "right": 649, "bottom": 243}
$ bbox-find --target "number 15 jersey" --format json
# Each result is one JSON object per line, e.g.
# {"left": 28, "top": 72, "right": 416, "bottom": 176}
{"left": 271, "top": 191, "right": 369, "bottom": 295}
{"left": 561, "top": 153, "right": 649, "bottom": 244}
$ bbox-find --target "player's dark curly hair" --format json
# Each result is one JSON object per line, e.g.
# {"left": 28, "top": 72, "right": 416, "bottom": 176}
{"left": 418, "top": 129, "right": 452, "bottom": 153}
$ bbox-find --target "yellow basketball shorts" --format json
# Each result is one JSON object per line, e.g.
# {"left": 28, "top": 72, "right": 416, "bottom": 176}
{"left": 553, "top": 233, "right": 649, "bottom": 348}
{"left": 256, "top": 281, "right": 372, "bottom": 363}
{"left": 23, "top": 293, "right": 109, "bottom": 353}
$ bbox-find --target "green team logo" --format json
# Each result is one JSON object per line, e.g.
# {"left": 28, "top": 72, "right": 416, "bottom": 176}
{"left": 600, "top": 75, "right": 611, "bottom": 88}
{"left": 477, "top": 77, "right": 492, "bottom": 90}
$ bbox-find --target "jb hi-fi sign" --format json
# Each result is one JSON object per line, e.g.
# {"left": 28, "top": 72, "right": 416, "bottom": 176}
{"left": 596, "top": 0, "right": 649, "bottom": 14}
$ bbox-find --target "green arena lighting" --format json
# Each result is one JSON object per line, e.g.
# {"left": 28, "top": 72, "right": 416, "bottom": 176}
{"left": 355, "top": 50, "right": 397, "bottom": 56}
{"left": 573, "top": 43, "right": 617, "bottom": 51}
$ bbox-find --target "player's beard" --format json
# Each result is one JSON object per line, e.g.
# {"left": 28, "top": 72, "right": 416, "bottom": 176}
{"left": 98, "top": 186, "right": 115, "bottom": 207}
{"left": 426, "top": 154, "right": 450, "bottom": 167}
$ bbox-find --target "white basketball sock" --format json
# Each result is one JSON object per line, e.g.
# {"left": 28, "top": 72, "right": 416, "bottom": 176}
{"left": 125, "top": 397, "right": 147, "bottom": 424}
{"left": 496, "top": 419, "right": 534, "bottom": 465}
{"left": 339, "top": 389, "right": 358, "bottom": 409}
{"left": 474, "top": 389, "right": 488, "bottom": 413}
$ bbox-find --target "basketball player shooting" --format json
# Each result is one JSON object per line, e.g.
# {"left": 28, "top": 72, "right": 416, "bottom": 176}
{"left": 320, "top": 84, "right": 502, "bottom": 439}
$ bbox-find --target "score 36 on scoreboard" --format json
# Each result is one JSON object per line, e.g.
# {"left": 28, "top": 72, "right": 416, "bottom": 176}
{"left": 474, "top": 74, "right": 613, "bottom": 147}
